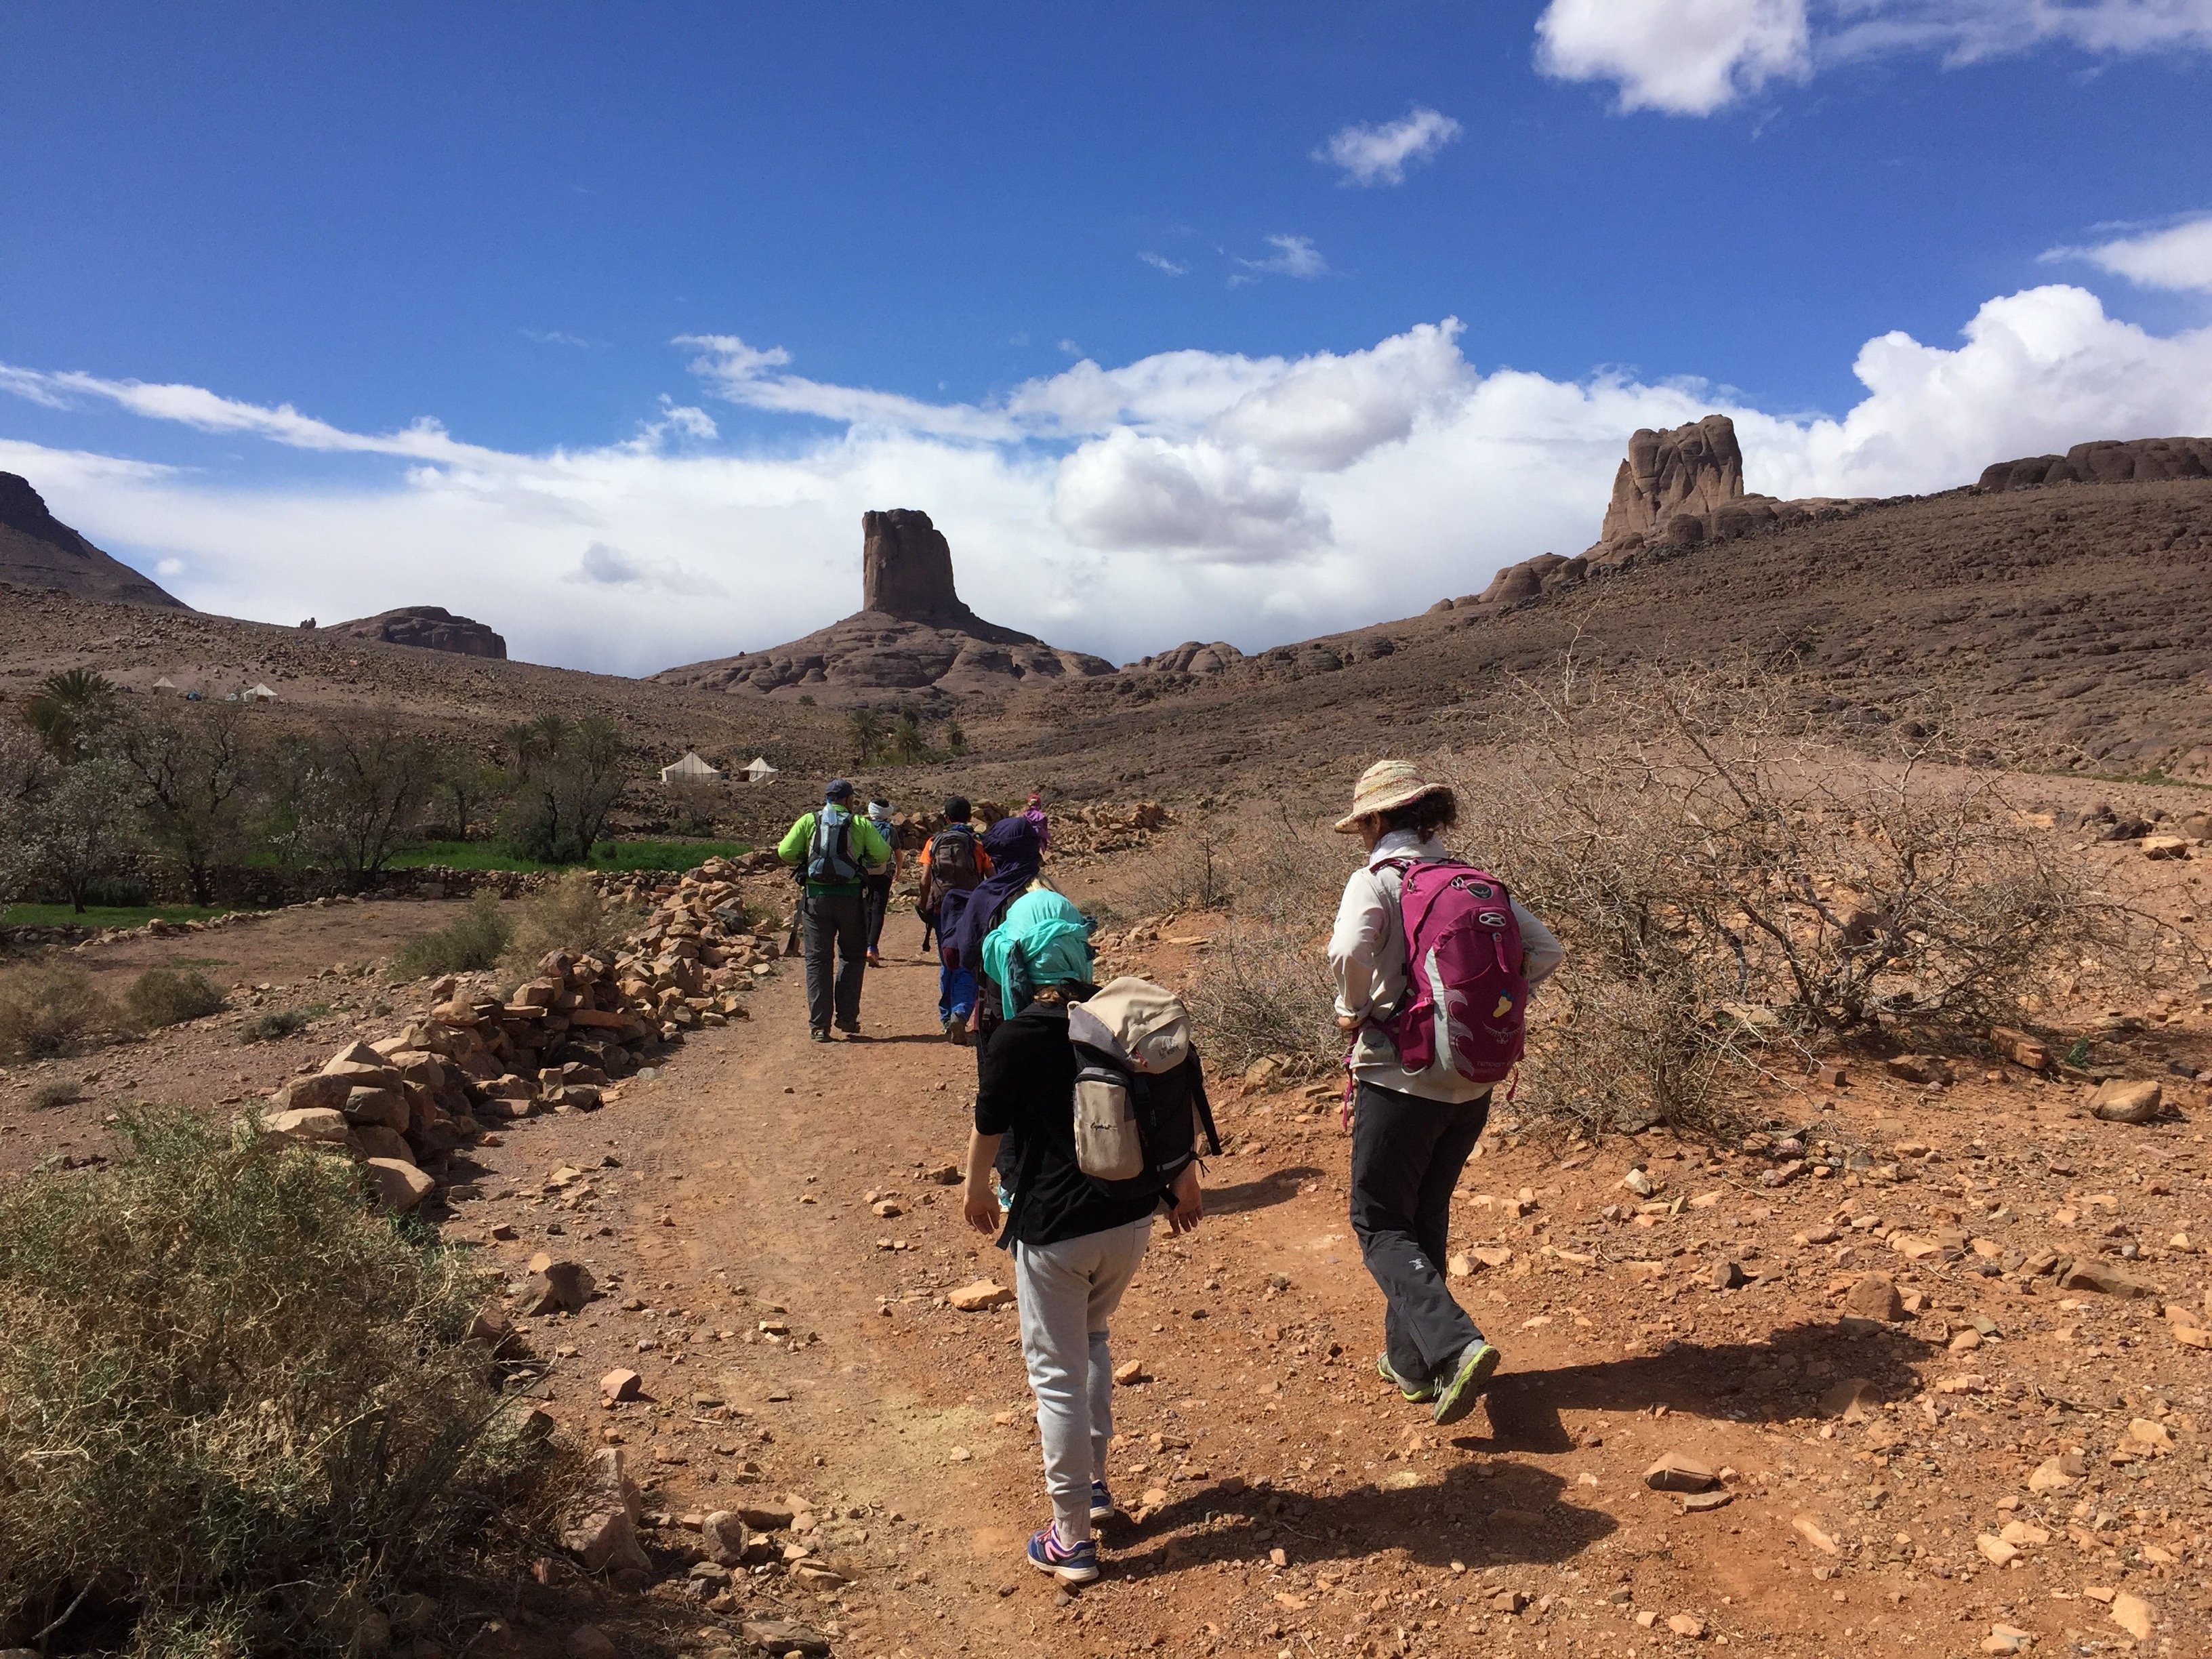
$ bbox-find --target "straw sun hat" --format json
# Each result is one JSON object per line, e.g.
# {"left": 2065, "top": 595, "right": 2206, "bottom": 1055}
{"left": 1332, "top": 759, "right": 1455, "bottom": 834}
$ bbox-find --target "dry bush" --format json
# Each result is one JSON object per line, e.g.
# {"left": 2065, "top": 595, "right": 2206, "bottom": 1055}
{"left": 0, "top": 963, "right": 122, "bottom": 1061}
{"left": 1183, "top": 807, "right": 1348, "bottom": 1078}
{"left": 1447, "top": 660, "right": 2154, "bottom": 1137}
{"left": 662, "top": 777, "right": 724, "bottom": 835}
{"left": 237, "top": 1008, "right": 315, "bottom": 1045}
{"left": 392, "top": 895, "right": 513, "bottom": 981}
{"left": 30, "top": 1080, "right": 81, "bottom": 1111}
{"left": 0, "top": 1107, "right": 571, "bottom": 1655}
{"left": 1126, "top": 819, "right": 1233, "bottom": 918}
{"left": 500, "top": 871, "right": 637, "bottom": 979}
{"left": 123, "top": 967, "right": 228, "bottom": 1029}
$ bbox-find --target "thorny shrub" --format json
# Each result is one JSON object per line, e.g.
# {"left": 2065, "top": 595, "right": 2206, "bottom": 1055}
{"left": 122, "top": 967, "right": 228, "bottom": 1029}
{"left": 235, "top": 1006, "right": 319, "bottom": 1045}
{"left": 392, "top": 895, "right": 513, "bottom": 981}
{"left": 0, "top": 963, "right": 123, "bottom": 1062}
{"left": 0, "top": 1107, "right": 574, "bottom": 1656}
{"left": 499, "top": 871, "right": 638, "bottom": 981}
{"left": 1446, "top": 661, "right": 2160, "bottom": 1139}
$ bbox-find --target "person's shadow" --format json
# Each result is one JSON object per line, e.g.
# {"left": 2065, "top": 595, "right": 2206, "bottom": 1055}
{"left": 1096, "top": 1319, "right": 1939, "bottom": 1582}
{"left": 1207, "top": 1165, "right": 1324, "bottom": 1216}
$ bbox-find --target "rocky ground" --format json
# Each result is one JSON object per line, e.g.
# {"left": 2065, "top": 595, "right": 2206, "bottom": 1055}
{"left": 3, "top": 804, "right": 2211, "bottom": 1659}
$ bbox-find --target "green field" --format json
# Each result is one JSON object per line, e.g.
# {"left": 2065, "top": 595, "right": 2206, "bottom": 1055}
{"left": 388, "top": 839, "right": 754, "bottom": 874}
{"left": 2, "top": 902, "right": 244, "bottom": 929}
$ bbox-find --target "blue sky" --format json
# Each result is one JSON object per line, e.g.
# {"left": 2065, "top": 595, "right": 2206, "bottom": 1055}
{"left": 4, "top": 1, "right": 2211, "bottom": 672}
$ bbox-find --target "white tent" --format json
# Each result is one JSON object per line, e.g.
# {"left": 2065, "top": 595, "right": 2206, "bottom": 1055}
{"left": 659, "top": 750, "right": 724, "bottom": 784}
{"left": 741, "top": 756, "right": 779, "bottom": 783}
{"left": 151, "top": 676, "right": 179, "bottom": 692}
{"left": 242, "top": 683, "right": 278, "bottom": 701}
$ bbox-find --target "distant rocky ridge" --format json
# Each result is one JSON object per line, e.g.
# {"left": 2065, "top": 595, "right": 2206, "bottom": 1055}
{"left": 1430, "top": 415, "right": 1876, "bottom": 615}
{"left": 321, "top": 606, "right": 508, "bottom": 659}
{"left": 653, "top": 508, "right": 1111, "bottom": 705}
{"left": 0, "top": 472, "right": 187, "bottom": 609}
{"left": 1979, "top": 436, "right": 2212, "bottom": 493}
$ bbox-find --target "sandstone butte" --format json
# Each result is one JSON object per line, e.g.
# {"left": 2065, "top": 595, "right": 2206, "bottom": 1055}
{"left": 651, "top": 507, "right": 1113, "bottom": 705}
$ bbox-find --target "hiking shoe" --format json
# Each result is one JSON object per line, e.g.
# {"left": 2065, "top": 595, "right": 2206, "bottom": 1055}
{"left": 943, "top": 1015, "right": 970, "bottom": 1046}
{"left": 1090, "top": 1481, "right": 1115, "bottom": 1522}
{"left": 1027, "top": 1523, "right": 1099, "bottom": 1584}
{"left": 866, "top": 950, "right": 884, "bottom": 968}
{"left": 1432, "top": 1341, "right": 1502, "bottom": 1427}
{"left": 1377, "top": 1352, "right": 1436, "bottom": 1404}
{"left": 808, "top": 1028, "right": 831, "bottom": 1044}
{"left": 835, "top": 1021, "right": 861, "bottom": 1037}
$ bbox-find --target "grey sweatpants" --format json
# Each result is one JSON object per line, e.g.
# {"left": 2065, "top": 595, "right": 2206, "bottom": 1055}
{"left": 1012, "top": 1218, "right": 1151, "bottom": 1542}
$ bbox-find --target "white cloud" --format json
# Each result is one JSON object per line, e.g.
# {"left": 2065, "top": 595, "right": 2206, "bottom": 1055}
{"left": 1057, "top": 339, "right": 1082, "bottom": 357}
{"left": 3, "top": 283, "right": 2209, "bottom": 673}
{"left": 676, "top": 332, "right": 1019, "bottom": 440}
{"left": 1314, "top": 106, "right": 1464, "bottom": 186}
{"left": 1536, "top": 0, "right": 1810, "bottom": 115}
{"left": 2045, "top": 213, "right": 2212, "bottom": 294}
{"left": 1539, "top": 1, "right": 2212, "bottom": 115}
{"left": 155, "top": 557, "right": 185, "bottom": 577}
{"left": 1235, "top": 234, "right": 1328, "bottom": 280}
{"left": 522, "top": 329, "right": 592, "bottom": 348}
{"left": 1138, "top": 251, "right": 1189, "bottom": 275}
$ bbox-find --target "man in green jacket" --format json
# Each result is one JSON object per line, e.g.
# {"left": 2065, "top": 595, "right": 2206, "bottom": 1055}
{"left": 778, "top": 779, "right": 895, "bottom": 1042}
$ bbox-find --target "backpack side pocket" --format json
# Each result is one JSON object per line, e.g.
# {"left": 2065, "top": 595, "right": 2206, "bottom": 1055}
{"left": 1073, "top": 1065, "right": 1145, "bottom": 1182}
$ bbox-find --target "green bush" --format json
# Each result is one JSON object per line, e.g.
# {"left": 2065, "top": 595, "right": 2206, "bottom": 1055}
{"left": 391, "top": 896, "right": 512, "bottom": 981}
{"left": 0, "top": 964, "right": 120, "bottom": 1062}
{"left": 237, "top": 1007, "right": 318, "bottom": 1044}
{"left": 123, "top": 967, "right": 228, "bottom": 1029}
{"left": 0, "top": 1107, "right": 572, "bottom": 1654}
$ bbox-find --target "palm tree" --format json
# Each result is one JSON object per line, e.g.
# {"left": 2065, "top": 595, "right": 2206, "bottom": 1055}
{"left": 24, "top": 669, "right": 119, "bottom": 760}
{"left": 846, "top": 708, "right": 886, "bottom": 764}
{"left": 886, "top": 714, "right": 927, "bottom": 764}
{"left": 942, "top": 718, "right": 968, "bottom": 756}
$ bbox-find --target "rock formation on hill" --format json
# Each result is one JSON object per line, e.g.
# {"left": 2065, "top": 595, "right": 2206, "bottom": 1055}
{"left": 1434, "top": 415, "right": 1874, "bottom": 614}
{"left": 1979, "top": 436, "right": 2212, "bottom": 493}
{"left": 653, "top": 509, "right": 1112, "bottom": 705}
{"left": 321, "top": 606, "right": 508, "bottom": 659}
{"left": 0, "top": 472, "right": 187, "bottom": 608}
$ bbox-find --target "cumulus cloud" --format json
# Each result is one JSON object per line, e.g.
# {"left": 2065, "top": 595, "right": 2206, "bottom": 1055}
{"left": 3, "top": 283, "right": 2210, "bottom": 672}
{"left": 1538, "top": 0, "right": 2212, "bottom": 115}
{"left": 1537, "top": 0, "right": 1810, "bottom": 115}
{"left": 2045, "top": 213, "right": 2212, "bottom": 294}
{"left": 1313, "top": 106, "right": 1463, "bottom": 186}
{"left": 570, "top": 539, "right": 726, "bottom": 594}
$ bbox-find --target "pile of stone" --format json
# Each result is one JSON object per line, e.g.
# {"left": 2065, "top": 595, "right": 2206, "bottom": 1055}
{"left": 259, "top": 858, "right": 776, "bottom": 1211}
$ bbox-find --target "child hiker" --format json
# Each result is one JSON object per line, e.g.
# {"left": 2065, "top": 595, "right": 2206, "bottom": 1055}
{"left": 962, "top": 903, "right": 1211, "bottom": 1584}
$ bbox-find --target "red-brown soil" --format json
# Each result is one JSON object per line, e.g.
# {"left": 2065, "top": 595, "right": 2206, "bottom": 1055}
{"left": 6, "top": 815, "right": 2210, "bottom": 1658}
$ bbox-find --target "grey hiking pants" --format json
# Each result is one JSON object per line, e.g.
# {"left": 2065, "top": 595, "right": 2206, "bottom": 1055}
{"left": 1012, "top": 1217, "right": 1151, "bottom": 1542}
{"left": 1349, "top": 1080, "right": 1492, "bottom": 1390}
{"left": 801, "top": 890, "right": 867, "bottom": 1033}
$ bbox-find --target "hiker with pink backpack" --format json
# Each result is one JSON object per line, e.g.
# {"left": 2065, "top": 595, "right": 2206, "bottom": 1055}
{"left": 1328, "top": 760, "right": 1563, "bottom": 1427}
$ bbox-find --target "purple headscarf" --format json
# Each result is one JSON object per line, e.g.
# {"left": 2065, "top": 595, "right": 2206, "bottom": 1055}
{"left": 942, "top": 815, "right": 1043, "bottom": 972}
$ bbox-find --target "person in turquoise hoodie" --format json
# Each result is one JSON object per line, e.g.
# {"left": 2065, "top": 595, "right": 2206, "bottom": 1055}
{"left": 777, "top": 779, "right": 894, "bottom": 1041}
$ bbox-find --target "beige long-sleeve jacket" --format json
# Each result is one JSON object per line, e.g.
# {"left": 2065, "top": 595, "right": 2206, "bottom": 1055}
{"left": 1328, "top": 830, "right": 1565, "bottom": 1104}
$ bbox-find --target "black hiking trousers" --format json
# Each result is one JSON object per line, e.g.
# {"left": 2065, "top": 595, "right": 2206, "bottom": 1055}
{"left": 863, "top": 874, "right": 894, "bottom": 954}
{"left": 1349, "top": 1079, "right": 1492, "bottom": 1389}
{"left": 802, "top": 890, "right": 867, "bottom": 1033}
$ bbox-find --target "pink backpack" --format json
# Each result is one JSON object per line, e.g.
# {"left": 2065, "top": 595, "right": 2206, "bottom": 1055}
{"left": 1374, "top": 859, "right": 1528, "bottom": 1083}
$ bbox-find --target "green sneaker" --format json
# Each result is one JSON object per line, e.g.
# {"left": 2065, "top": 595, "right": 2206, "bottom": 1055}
{"left": 1432, "top": 1341, "right": 1502, "bottom": 1427}
{"left": 1376, "top": 1352, "right": 1435, "bottom": 1404}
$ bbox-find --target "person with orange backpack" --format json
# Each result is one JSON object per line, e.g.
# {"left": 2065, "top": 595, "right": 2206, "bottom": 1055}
{"left": 916, "top": 796, "right": 991, "bottom": 1044}
{"left": 1328, "top": 760, "right": 1563, "bottom": 1426}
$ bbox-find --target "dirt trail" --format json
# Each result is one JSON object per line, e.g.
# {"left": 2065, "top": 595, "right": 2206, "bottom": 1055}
{"left": 434, "top": 909, "right": 2212, "bottom": 1659}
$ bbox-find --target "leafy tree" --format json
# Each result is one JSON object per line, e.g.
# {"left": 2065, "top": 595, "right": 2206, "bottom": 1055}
{"left": 23, "top": 670, "right": 119, "bottom": 760}
{"left": 497, "top": 714, "right": 626, "bottom": 864}
{"left": 114, "top": 703, "right": 256, "bottom": 905}
{"left": 18, "top": 756, "right": 138, "bottom": 912}
{"left": 269, "top": 713, "right": 432, "bottom": 883}
{"left": 0, "top": 721, "right": 56, "bottom": 907}
{"left": 433, "top": 747, "right": 508, "bottom": 842}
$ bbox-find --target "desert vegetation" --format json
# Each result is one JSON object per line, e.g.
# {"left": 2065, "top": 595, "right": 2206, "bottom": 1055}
{"left": 1179, "top": 660, "right": 2173, "bottom": 1139}
{"left": 0, "top": 1107, "right": 572, "bottom": 1656}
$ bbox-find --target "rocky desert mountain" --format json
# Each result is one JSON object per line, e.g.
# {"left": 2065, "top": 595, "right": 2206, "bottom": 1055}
{"left": 652, "top": 508, "right": 1113, "bottom": 708}
{"left": 0, "top": 470, "right": 186, "bottom": 609}
{"left": 320, "top": 605, "right": 509, "bottom": 659}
